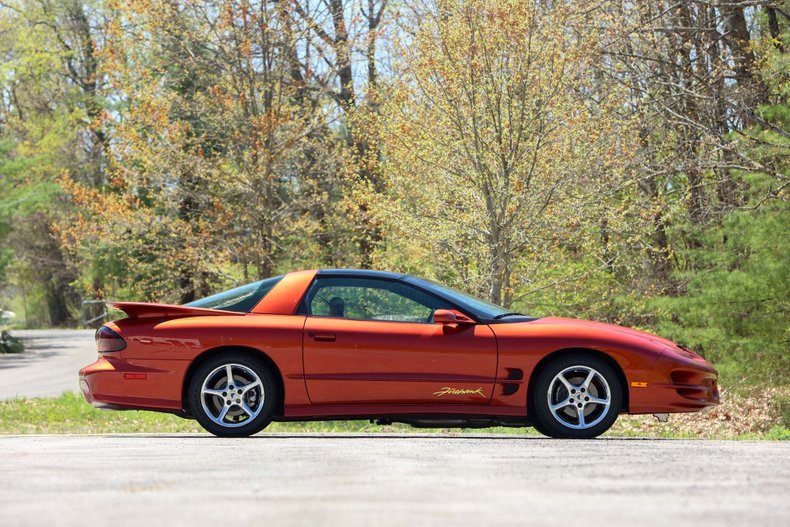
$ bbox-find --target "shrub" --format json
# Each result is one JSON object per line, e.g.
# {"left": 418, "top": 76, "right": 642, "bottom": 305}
{"left": 0, "top": 330, "right": 23, "bottom": 353}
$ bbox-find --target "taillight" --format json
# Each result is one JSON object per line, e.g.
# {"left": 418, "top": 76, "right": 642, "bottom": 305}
{"left": 95, "top": 326, "right": 126, "bottom": 353}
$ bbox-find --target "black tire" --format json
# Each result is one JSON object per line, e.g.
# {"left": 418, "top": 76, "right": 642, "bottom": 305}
{"left": 188, "top": 352, "right": 278, "bottom": 437}
{"left": 530, "top": 417, "right": 552, "bottom": 438}
{"left": 531, "top": 353, "right": 622, "bottom": 439}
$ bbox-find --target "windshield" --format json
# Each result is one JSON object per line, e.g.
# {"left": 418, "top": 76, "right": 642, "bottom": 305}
{"left": 405, "top": 277, "right": 520, "bottom": 319}
{"left": 184, "top": 275, "right": 283, "bottom": 312}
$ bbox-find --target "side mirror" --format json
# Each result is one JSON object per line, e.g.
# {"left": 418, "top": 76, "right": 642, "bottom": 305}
{"left": 433, "top": 309, "right": 475, "bottom": 325}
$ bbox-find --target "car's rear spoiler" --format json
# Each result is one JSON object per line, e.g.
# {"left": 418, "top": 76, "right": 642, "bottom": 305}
{"left": 106, "top": 302, "right": 244, "bottom": 319}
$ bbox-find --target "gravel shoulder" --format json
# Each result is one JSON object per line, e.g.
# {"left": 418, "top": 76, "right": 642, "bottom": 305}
{"left": 0, "top": 434, "right": 787, "bottom": 527}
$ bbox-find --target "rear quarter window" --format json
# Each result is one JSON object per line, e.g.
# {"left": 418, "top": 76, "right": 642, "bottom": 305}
{"left": 185, "top": 275, "right": 284, "bottom": 312}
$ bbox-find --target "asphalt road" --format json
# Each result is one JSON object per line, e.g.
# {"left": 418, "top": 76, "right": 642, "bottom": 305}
{"left": 1, "top": 330, "right": 788, "bottom": 526}
{"left": 0, "top": 434, "right": 788, "bottom": 527}
{"left": 0, "top": 329, "right": 95, "bottom": 399}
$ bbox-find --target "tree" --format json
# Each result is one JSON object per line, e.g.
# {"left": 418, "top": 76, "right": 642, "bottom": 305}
{"left": 599, "top": 1, "right": 788, "bottom": 284}
{"left": 60, "top": 0, "right": 356, "bottom": 302}
{"left": 287, "top": 0, "right": 391, "bottom": 264}
{"left": 369, "top": 0, "right": 634, "bottom": 306}
{"left": 0, "top": 0, "right": 108, "bottom": 324}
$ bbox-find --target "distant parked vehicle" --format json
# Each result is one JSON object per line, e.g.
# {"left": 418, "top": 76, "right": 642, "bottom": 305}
{"left": 0, "top": 310, "right": 15, "bottom": 325}
{"left": 80, "top": 269, "right": 719, "bottom": 438}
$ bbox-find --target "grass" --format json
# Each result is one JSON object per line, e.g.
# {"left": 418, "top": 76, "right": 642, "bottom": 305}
{"left": 0, "top": 393, "right": 541, "bottom": 436}
{"left": 0, "top": 393, "right": 394, "bottom": 435}
{"left": 0, "top": 392, "right": 787, "bottom": 439}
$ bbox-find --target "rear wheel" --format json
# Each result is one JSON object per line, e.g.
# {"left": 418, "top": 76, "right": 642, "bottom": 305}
{"left": 188, "top": 353, "right": 278, "bottom": 437}
{"left": 532, "top": 353, "right": 622, "bottom": 439}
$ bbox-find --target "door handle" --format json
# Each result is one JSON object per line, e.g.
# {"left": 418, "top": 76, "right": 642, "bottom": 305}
{"left": 313, "top": 332, "right": 336, "bottom": 342}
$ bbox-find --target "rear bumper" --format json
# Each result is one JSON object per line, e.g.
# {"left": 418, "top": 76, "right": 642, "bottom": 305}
{"left": 79, "top": 355, "right": 184, "bottom": 412}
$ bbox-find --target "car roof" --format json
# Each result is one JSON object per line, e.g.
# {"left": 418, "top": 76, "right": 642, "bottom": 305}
{"left": 316, "top": 269, "right": 408, "bottom": 280}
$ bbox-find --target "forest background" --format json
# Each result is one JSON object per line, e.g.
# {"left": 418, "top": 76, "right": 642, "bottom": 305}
{"left": 0, "top": 1, "right": 787, "bottom": 400}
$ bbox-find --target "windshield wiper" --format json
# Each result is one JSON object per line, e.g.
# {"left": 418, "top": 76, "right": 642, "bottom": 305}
{"left": 492, "top": 312, "right": 525, "bottom": 319}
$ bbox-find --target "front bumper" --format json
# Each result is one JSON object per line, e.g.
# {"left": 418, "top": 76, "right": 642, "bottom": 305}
{"left": 628, "top": 352, "right": 719, "bottom": 414}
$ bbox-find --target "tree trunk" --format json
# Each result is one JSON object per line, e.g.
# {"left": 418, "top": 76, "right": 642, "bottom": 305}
{"left": 329, "top": 0, "right": 355, "bottom": 110}
{"left": 766, "top": 8, "right": 784, "bottom": 52}
{"left": 720, "top": 4, "right": 764, "bottom": 121}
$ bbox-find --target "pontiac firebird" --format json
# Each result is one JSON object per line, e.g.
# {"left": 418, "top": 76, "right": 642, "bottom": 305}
{"left": 79, "top": 269, "right": 719, "bottom": 438}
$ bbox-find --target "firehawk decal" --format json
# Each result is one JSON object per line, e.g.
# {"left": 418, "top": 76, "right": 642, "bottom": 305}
{"left": 433, "top": 387, "right": 486, "bottom": 398}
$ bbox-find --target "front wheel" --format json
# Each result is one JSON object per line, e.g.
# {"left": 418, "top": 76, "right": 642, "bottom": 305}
{"left": 532, "top": 353, "right": 623, "bottom": 439}
{"left": 188, "top": 353, "right": 278, "bottom": 437}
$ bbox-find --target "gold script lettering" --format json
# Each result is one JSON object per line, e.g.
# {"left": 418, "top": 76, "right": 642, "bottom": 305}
{"left": 433, "top": 387, "right": 486, "bottom": 398}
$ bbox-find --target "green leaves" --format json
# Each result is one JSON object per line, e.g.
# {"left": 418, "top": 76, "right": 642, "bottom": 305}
{"left": 652, "top": 176, "right": 790, "bottom": 385}
{"left": 0, "top": 0, "right": 786, "bottom": 392}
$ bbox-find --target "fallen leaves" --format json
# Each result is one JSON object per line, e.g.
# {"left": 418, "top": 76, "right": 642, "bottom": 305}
{"left": 611, "top": 386, "right": 790, "bottom": 439}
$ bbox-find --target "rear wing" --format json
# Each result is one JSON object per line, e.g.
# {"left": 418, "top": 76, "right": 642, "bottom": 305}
{"left": 106, "top": 302, "right": 245, "bottom": 319}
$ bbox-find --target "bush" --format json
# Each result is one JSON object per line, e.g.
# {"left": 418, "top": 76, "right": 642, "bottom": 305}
{"left": 778, "top": 394, "right": 790, "bottom": 429}
{"left": 651, "top": 193, "right": 790, "bottom": 387}
{"left": 0, "top": 330, "right": 23, "bottom": 353}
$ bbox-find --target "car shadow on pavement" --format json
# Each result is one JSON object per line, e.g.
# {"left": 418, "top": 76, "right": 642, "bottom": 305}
{"left": 91, "top": 433, "right": 671, "bottom": 441}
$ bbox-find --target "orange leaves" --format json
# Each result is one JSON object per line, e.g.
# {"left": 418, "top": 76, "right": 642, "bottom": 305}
{"left": 209, "top": 85, "right": 224, "bottom": 99}
{"left": 63, "top": 0, "right": 363, "bottom": 296}
{"left": 57, "top": 175, "right": 130, "bottom": 223}
{"left": 240, "top": 38, "right": 252, "bottom": 59}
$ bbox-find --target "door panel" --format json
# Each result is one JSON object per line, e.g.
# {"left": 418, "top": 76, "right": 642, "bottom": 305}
{"left": 303, "top": 317, "right": 497, "bottom": 405}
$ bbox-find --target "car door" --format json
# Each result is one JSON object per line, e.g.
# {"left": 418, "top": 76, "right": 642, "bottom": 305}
{"left": 300, "top": 276, "right": 497, "bottom": 405}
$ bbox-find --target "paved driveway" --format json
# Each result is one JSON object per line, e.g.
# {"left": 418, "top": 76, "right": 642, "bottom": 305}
{"left": 0, "top": 434, "right": 788, "bottom": 527}
{"left": 0, "top": 329, "right": 95, "bottom": 399}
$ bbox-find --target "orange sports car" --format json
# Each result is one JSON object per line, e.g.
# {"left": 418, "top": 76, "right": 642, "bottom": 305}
{"left": 79, "top": 269, "right": 719, "bottom": 438}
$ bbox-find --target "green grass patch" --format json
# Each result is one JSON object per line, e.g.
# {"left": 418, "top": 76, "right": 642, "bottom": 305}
{"left": 0, "top": 392, "right": 787, "bottom": 439}
{"left": 0, "top": 393, "right": 541, "bottom": 436}
{"left": 0, "top": 393, "right": 204, "bottom": 434}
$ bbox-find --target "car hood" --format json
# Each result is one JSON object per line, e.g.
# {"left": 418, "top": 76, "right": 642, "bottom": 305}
{"left": 528, "top": 316, "right": 680, "bottom": 348}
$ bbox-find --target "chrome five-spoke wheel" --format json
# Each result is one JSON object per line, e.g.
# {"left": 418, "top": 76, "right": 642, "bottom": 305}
{"left": 200, "top": 363, "right": 264, "bottom": 427}
{"left": 533, "top": 353, "right": 622, "bottom": 439}
{"left": 188, "top": 353, "right": 278, "bottom": 437}
{"left": 547, "top": 365, "right": 611, "bottom": 430}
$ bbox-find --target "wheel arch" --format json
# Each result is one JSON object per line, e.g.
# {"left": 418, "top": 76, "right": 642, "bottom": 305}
{"left": 526, "top": 347, "right": 629, "bottom": 415}
{"left": 181, "top": 346, "right": 286, "bottom": 418}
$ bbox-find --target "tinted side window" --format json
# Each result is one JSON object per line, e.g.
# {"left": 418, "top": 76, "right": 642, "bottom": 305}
{"left": 185, "top": 275, "right": 283, "bottom": 312}
{"left": 305, "top": 278, "right": 447, "bottom": 323}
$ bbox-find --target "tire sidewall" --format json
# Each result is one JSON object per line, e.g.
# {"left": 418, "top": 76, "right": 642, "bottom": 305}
{"left": 188, "top": 352, "right": 278, "bottom": 437}
{"left": 532, "top": 353, "right": 623, "bottom": 439}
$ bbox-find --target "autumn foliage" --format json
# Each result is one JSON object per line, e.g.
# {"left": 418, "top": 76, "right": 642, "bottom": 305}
{"left": 0, "top": 0, "right": 787, "bottom": 385}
